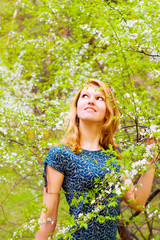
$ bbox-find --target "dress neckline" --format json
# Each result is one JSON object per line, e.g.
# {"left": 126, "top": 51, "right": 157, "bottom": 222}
{"left": 82, "top": 149, "right": 102, "bottom": 153}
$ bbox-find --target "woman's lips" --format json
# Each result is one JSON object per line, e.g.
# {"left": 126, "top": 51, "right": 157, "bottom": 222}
{"left": 84, "top": 107, "right": 96, "bottom": 112}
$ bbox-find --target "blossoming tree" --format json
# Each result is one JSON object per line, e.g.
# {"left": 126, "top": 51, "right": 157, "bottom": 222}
{"left": 0, "top": 0, "right": 159, "bottom": 239}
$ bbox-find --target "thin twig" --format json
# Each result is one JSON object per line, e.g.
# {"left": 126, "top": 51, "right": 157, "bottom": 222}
{"left": 121, "top": 125, "right": 147, "bottom": 129}
{"left": 7, "top": 1, "right": 19, "bottom": 44}
{"left": 132, "top": 220, "right": 146, "bottom": 240}
{"left": 144, "top": 211, "right": 153, "bottom": 238}
{"left": 135, "top": 116, "right": 139, "bottom": 142}
{"left": 130, "top": 232, "right": 140, "bottom": 240}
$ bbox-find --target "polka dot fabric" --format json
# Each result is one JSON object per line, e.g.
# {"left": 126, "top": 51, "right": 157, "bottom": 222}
{"left": 43, "top": 145, "right": 121, "bottom": 240}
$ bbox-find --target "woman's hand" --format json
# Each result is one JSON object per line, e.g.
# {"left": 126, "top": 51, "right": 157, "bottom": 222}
{"left": 146, "top": 137, "right": 155, "bottom": 145}
{"left": 146, "top": 137, "right": 159, "bottom": 164}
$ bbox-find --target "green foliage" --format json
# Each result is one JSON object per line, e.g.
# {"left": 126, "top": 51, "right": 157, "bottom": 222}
{"left": 0, "top": 0, "right": 160, "bottom": 239}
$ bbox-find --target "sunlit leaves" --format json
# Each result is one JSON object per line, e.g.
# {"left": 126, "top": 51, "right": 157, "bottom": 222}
{"left": 0, "top": 0, "right": 160, "bottom": 239}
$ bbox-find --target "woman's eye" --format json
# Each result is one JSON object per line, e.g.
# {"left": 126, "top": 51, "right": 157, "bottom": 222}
{"left": 82, "top": 94, "right": 88, "bottom": 98}
{"left": 97, "top": 96, "right": 104, "bottom": 101}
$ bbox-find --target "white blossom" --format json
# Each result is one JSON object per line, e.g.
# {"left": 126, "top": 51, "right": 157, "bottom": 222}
{"left": 124, "top": 178, "right": 132, "bottom": 187}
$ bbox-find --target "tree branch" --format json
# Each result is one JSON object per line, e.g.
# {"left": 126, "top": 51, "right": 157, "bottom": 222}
{"left": 129, "top": 189, "right": 160, "bottom": 221}
{"left": 95, "top": 59, "right": 105, "bottom": 74}
{"left": 0, "top": 131, "right": 50, "bottom": 150}
{"left": 136, "top": 50, "right": 160, "bottom": 58}
{"left": 117, "top": 220, "right": 132, "bottom": 240}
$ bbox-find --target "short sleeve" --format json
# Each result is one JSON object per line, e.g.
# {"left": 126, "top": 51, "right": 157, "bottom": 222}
{"left": 43, "top": 146, "right": 65, "bottom": 188}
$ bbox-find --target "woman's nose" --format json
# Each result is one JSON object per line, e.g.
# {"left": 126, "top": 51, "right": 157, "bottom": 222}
{"left": 88, "top": 97, "right": 95, "bottom": 104}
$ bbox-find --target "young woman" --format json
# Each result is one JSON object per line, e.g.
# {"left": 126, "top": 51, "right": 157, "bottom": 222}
{"left": 35, "top": 79, "right": 155, "bottom": 240}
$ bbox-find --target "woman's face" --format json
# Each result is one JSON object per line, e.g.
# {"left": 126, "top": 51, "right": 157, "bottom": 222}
{"left": 76, "top": 85, "right": 106, "bottom": 123}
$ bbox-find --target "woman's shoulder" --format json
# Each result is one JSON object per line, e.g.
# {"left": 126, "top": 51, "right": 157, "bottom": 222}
{"left": 47, "top": 144, "right": 72, "bottom": 156}
{"left": 44, "top": 144, "right": 70, "bottom": 174}
{"left": 45, "top": 144, "right": 77, "bottom": 169}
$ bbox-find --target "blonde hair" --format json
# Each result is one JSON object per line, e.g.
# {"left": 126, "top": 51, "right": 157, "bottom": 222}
{"left": 61, "top": 79, "right": 120, "bottom": 153}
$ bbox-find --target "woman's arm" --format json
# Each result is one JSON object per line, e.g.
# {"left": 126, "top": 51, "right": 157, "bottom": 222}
{"left": 123, "top": 163, "right": 155, "bottom": 211}
{"left": 123, "top": 137, "right": 156, "bottom": 211}
{"left": 35, "top": 165, "right": 64, "bottom": 240}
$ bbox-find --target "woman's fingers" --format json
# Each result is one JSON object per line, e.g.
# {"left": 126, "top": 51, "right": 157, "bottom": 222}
{"left": 146, "top": 137, "right": 155, "bottom": 145}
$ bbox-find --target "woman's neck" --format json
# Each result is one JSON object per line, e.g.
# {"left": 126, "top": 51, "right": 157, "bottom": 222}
{"left": 79, "top": 120, "right": 103, "bottom": 151}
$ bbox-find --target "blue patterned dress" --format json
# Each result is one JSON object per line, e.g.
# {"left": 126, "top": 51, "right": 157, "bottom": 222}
{"left": 43, "top": 145, "right": 121, "bottom": 240}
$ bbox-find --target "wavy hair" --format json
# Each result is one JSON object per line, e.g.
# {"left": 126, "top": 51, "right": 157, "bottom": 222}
{"left": 61, "top": 79, "right": 120, "bottom": 153}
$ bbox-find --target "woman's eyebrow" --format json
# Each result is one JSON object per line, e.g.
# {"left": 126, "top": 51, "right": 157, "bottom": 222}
{"left": 95, "top": 92, "right": 105, "bottom": 98}
{"left": 81, "top": 90, "right": 105, "bottom": 97}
